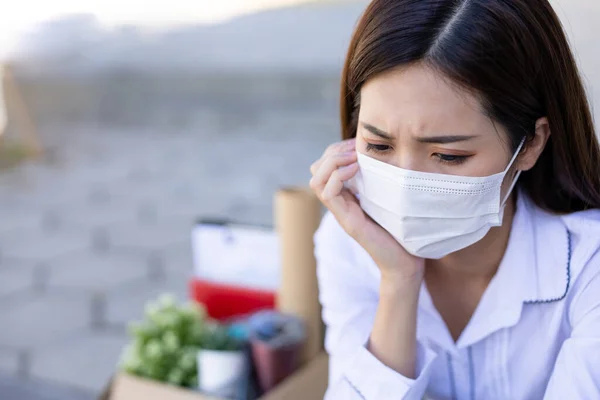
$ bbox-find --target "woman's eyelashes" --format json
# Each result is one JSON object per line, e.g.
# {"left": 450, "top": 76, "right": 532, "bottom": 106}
{"left": 365, "top": 143, "right": 392, "bottom": 153}
{"left": 432, "top": 153, "right": 471, "bottom": 165}
{"left": 365, "top": 142, "right": 472, "bottom": 165}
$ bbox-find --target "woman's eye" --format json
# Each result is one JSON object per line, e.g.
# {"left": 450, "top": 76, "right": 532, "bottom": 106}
{"left": 434, "top": 153, "right": 470, "bottom": 165}
{"left": 365, "top": 143, "right": 391, "bottom": 153}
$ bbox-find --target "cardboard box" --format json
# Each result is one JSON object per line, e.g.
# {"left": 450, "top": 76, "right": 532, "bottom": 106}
{"left": 99, "top": 189, "right": 327, "bottom": 400}
{"left": 99, "top": 352, "right": 328, "bottom": 400}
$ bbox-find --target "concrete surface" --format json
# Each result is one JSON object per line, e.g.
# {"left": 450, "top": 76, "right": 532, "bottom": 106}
{"left": 0, "top": 72, "right": 339, "bottom": 399}
{"left": 0, "top": 0, "right": 598, "bottom": 399}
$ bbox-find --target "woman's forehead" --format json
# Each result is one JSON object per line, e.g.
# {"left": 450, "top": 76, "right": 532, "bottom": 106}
{"left": 358, "top": 65, "right": 497, "bottom": 140}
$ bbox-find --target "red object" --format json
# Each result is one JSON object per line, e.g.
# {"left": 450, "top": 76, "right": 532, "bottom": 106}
{"left": 189, "top": 278, "right": 276, "bottom": 321}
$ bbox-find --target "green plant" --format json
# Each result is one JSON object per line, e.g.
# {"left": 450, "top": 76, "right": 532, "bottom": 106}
{"left": 200, "top": 323, "right": 244, "bottom": 352}
{"left": 0, "top": 139, "right": 33, "bottom": 169}
{"left": 119, "top": 294, "right": 206, "bottom": 388}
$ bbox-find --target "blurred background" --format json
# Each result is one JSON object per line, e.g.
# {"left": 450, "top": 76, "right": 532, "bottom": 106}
{"left": 0, "top": 0, "right": 597, "bottom": 399}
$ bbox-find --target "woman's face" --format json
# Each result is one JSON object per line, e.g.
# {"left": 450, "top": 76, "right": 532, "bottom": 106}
{"left": 357, "top": 64, "right": 517, "bottom": 178}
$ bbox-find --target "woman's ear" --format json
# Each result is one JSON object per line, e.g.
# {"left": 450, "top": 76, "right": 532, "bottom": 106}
{"left": 517, "top": 117, "right": 551, "bottom": 171}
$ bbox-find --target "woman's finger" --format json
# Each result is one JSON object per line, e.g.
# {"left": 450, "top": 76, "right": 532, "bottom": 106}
{"left": 321, "top": 162, "right": 359, "bottom": 201}
{"left": 310, "top": 159, "right": 321, "bottom": 176}
{"left": 324, "top": 138, "right": 356, "bottom": 158}
{"left": 310, "top": 151, "right": 357, "bottom": 192}
{"left": 326, "top": 187, "right": 361, "bottom": 235}
{"left": 311, "top": 139, "right": 356, "bottom": 175}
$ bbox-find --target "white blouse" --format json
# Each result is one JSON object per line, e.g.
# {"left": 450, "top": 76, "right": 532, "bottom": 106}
{"left": 315, "top": 193, "right": 600, "bottom": 399}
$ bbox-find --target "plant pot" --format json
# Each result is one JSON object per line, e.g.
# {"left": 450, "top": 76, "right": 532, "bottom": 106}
{"left": 197, "top": 349, "right": 246, "bottom": 398}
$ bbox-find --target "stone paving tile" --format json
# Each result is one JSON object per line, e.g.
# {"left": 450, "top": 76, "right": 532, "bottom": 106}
{"left": 0, "top": 179, "right": 88, "bottom": 212}
{"left": 0, "top": 348, "right": 20, "bottom": 375}
{"left": 161, "top": 241, "right": 196, "bottom": 276}
{"left": 56, "top": 202, "right": 138, "bottom": 230}
{"left": 0, "top": 265, "right": 34, "bottom": 298}
{"left": 226, "top": 199, "right": 274, "bottom": 226}
{"left": 0, "top": 162, "right": 141, "bottom": 214}
{"left": 0, "top": 209, "right": 45, "bottom": 236}
{"left": 106, "top": 217, "right": 194, "bottom": 252}
{"left": 87, "top": 180, "right": 168, "bottom": 209}
{"left": 0, "top": 372, "right": 96, "bottom": 400}
{"left": 52, "top": 179, "right": 191, "bottom": 231}
{"left": 30, "top": 332, "right": 128, "bottom": 395}
{"left": 126, "top": 241, "right": 196, "bottom": 281}
{"left": 151, "top": 192, "right": 232, "bottom": 223}
{"left": 102, "top": 175, "right": 221, "bottom": 223}
{"left": 0, "top": 209, "right": 82, "bottom": 240}
{"left": 0, "top": 228, "right": 91, "bottom": 263}
{"left": 46, "top": 250, "right": 150, "bottom": 292}
{"left": 105, "top": 273, "right": 190, "bottom": 326}
{"left": 27, "top": 162, "right": 135, "bottom": 197}
{"left": 0, "top": 292, "right": 91, "bottom": 349}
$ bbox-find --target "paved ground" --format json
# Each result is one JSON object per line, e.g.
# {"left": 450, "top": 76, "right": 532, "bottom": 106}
{"left": 0, "top": 372, "right": 96, "bottom": 400}
{"left": 0, "top": 2, "right": 597, "bottom": 398}
{"left": 0, "top": 73, "right": 339, "bottom": 398}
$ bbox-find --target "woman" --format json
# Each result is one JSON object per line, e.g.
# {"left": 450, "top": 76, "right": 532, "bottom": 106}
{"left": 310, "top": 0, "right": 600, "bottom": 399}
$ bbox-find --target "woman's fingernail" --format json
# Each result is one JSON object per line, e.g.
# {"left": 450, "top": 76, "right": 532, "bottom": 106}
{"left": 342, "top": 162, "right": 358, "bottom": 171}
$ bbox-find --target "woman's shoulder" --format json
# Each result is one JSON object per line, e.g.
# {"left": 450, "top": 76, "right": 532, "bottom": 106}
{"left": 558, "top": 209, "right": 600, "bottom": 320}
{"left": 560, "top": 208, "right": 600, "bottom": 264}
{"left": 526, "top": 195, "right": 600, "bottom": 267}
{"left": 561, "top": 207, "right": 600, "bottom": 233}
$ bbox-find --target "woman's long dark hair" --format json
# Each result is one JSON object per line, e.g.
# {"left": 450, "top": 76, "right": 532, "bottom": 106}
{"left": 341, "top": 0, "right": 600, "bottom": 213}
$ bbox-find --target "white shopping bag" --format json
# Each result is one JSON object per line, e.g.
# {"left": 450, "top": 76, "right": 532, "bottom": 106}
{"left": 191, "top": 219, "right": 281, "bottom": 291}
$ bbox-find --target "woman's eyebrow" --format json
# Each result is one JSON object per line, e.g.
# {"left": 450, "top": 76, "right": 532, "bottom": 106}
{"left": 416, "top": 135, "right": 477, "bottom": 144}
{"left": 360, "top": 122, "right": 394, "bottom": 140}
{"left": 361, "top": 122, "right": 477, "bottom": 143}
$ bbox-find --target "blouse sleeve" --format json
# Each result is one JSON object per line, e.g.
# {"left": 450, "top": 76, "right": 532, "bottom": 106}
{"left": 314, "top": 212, "right": 438, "bottom": 400}
{"left": 544, "top": 248, "right": 600, "bottom": 399}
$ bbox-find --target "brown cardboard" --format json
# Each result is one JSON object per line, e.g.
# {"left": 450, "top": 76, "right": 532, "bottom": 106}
{"left": 100, "top": 186, "right": 328, "bottom": 400}
{"left": 100, "top": 352, "right": 328, "bottom": 400}
{"left": 274, "top": 188, "right": 323, "bottom": 364}
{"left": 109, "top": 374, "right": 222, "bottom": 400}
{"left": 259, "top": 352, "right": 328, "bottom": 400}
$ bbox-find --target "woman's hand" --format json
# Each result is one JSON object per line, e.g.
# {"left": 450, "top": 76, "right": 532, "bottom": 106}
{"left": 310, "top": 138, "right": 424, "bottom": 284}
{"left": 311, "top": 138, "right": 423, "bottom": 378}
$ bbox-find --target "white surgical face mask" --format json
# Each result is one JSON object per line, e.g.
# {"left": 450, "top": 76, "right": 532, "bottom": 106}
{"left": 348, "top": 139, "right": 525, "bottom": 259}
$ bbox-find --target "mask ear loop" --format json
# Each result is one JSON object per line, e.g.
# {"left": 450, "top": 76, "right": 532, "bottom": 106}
{"left": 501, "top": 137, "right": 526, "bottom": 206}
